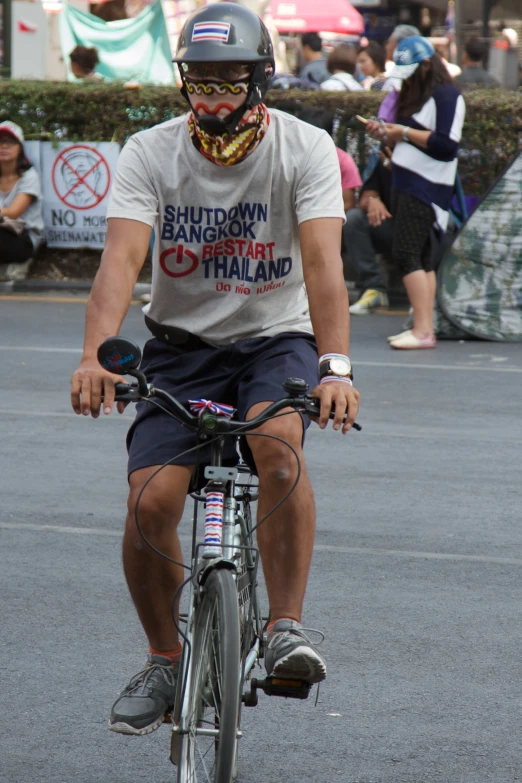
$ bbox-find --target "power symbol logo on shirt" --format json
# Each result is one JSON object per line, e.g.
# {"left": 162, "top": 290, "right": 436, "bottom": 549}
{"left": 160, "top": 245, "right": 199, "bottom": 278}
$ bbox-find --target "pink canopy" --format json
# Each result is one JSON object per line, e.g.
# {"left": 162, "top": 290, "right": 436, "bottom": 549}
{"left": 266, "top": 0, "right": 364, "bottom": 35}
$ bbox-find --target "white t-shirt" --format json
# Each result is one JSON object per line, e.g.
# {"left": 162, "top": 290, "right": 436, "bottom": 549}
{"left": 107, "top": 109, "right": 345, "bottom": 346}
{"left": 320, "top": 73, "right": 364, "bottom": 92}
{"left": 0, "top": 167, "right": 44, "bottom": 249}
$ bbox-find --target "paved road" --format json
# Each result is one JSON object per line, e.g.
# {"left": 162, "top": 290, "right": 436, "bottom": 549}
{"left": 1, "top": 295, "right": 521, "bottom": 783}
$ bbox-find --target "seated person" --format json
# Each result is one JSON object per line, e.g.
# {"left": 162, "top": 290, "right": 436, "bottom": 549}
{"left": 456, "top": 38, "right": 500, "bottom": 87}
{"left": 299, "top": 32, "right": 330, "bottom": 86}
{"left": 297, "top": 108, "right": 362, "bottom": 210}
{"left": 345, "top": 148, "right": 393, "bottom": 314}
{"left": 321, "top": 44, "right": 364, "bottom": 92}
{"left": 69, "top": 45, "right": 103, "bottom": 81}
{"left": 0, "top": 122, "right": 44, "bottom": 263}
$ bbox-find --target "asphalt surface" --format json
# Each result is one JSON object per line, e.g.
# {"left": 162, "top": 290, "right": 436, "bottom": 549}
{"left": 1, "top": 294, "right": 521, "bottom": 783}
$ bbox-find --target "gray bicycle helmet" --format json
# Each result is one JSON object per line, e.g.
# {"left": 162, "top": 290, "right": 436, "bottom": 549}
{"left": 174, "top": 2, "right": 275, "bottom": 135}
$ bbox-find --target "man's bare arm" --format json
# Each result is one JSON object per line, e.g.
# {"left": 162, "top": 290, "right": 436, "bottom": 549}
{"left": 300, "top": 217, "right": 359, "bottom": 433}
{"left": 300, "top": 217, "right": 349, "bottom": 358}
{"left": 71, "top": 218, "right": 152, "bottom": 417}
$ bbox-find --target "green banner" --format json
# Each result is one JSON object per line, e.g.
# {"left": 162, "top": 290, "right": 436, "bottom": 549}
{"left": 59, "top": 1, "right": 174, "bottom": 85}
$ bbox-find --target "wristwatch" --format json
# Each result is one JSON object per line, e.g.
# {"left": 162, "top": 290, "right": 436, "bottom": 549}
{"left": 319, "top": 356, "right": 353, "bottom": 381}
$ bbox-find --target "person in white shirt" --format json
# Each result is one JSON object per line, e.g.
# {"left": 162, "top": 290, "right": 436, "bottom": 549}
{"left": 70, "top": 2, "right": 360, "bottom": 740}
{"left": 321, "top": 44, "right": 364, "bottom": 91}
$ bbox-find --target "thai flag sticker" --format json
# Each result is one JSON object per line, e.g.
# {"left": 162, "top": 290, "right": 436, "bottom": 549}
{"left": 192, "top": 21, "right": 231, "bottom": 43}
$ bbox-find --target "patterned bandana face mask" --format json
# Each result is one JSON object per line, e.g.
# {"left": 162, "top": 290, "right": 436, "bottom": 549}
{"left": 186, "top": 76, "right": 270, "bottom": 166}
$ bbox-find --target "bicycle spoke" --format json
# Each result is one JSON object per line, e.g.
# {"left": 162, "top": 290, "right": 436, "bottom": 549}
{"left": 195, "top": 741, "right": 214, "bottom": 781}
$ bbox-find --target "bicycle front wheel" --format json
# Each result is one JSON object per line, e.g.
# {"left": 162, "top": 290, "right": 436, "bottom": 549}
{"left": 177, "top": 567, "right": 241, "bottom": 783}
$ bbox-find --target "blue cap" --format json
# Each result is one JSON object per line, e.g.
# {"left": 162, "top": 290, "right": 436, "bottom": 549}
{"left": 389, "top": 35, "right": 435, "bottom": 80}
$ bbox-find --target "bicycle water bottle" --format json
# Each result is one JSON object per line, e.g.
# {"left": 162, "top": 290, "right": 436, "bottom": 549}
{"left": 204, "top": 491, "right": 224, "bottom": 557}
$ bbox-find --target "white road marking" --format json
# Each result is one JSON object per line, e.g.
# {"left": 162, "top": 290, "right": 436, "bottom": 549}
{"left": 356, "top": 360, "right": 522, "bottom": 374}
{"left": 0, "top": 409, "right": 519, "bottom": 446}
{"left": 0, "top": 347, "right": 521, "bottom": 374}
{"left": 0, "top": 408, "right": 130, "bottom": 421}
{"left": 0, "top": 345, "right": 81, "bottom": 353}
{"left": 0, "top": 521, "right": 192, "bottom": 543}
{"left": 1, "top": 522, "right": 521, "bottom": 566}
{"left": 312, "top": 543, "right": 522, "bottom": 566}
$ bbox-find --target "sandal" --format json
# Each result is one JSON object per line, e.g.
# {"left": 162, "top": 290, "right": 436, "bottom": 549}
{"left": 389, "top": 332, "right": 436, "bottom": 350}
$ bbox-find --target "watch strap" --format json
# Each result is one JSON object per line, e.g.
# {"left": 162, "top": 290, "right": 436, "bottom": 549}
{"left": 320, "top": 376, "right": 353, "bottom": 386}
{"left": 319, "top": 352, "right": 351, "bottom": 365}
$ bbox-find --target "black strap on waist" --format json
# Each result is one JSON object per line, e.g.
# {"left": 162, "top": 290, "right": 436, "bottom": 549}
{"left": 144, "top": 316, "right": 211, "bottom": 351}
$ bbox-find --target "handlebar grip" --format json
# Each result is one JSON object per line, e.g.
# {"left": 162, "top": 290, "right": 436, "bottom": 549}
{"left": 306, "top": 397, "right": 361, "bottom": 431}
{"left": 115, "top": 382, "right": 131, "bottom": 396}
{"left": 102, "top": 382, "right": 141, "bottom": 403}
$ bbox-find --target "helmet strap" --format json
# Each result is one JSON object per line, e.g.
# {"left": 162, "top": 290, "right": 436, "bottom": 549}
{"left": 197, "top": 102, "right": 249, "bottom": 136}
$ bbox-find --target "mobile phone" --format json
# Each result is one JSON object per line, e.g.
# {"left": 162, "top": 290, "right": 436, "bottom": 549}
{"left": 355, "top": 115, "right": 369, "bottom": 125}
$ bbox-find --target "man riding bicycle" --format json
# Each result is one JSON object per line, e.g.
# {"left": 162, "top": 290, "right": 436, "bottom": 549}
{"left": 70, "top": 3, "right": 360, "bottom": 737}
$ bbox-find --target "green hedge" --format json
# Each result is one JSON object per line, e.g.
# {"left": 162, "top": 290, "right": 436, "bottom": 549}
{"left": 1, "top": 81, "right": 521, "bottom": 194}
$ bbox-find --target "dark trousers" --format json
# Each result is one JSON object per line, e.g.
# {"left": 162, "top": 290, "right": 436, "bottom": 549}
{"left": 391, "top": 192, "right": 434, "bottom": 276}
{"left": 342, "top": 208, "right": 393, "bottom": 292}
{"left": 0, "top": 228, "right": 34, "bottom": 264}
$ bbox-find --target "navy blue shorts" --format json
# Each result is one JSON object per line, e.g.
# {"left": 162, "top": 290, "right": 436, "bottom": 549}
{"left": 127, "top": 331, "right": 319, "bottom": 480}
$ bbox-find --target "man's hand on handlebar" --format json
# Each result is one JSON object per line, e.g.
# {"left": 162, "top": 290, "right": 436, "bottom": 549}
{"left": 311, "top": 380, "right": 360, "bottom": 435}
{"left": 70, "top": 360, "right": 128, "bottom": 418}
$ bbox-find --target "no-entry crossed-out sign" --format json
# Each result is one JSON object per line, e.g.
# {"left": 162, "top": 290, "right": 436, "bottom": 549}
{"left": 41, "top": 141, "right": 120, "bottom": 249}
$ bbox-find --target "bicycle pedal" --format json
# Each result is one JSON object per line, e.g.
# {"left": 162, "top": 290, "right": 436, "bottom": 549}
{"left": 253, "top": 676, "right": 312, "bottom": 700}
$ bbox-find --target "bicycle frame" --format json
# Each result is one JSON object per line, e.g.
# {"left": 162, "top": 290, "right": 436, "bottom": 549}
{"left": 170, "top": 431, "right": 263, "bottom": 768}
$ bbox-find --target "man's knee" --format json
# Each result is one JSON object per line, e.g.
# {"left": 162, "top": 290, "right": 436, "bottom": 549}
{"left": 126, "top": 466, "right": 191, "bottom": 536}
{"left": 247, "top": 417, "right": 303, "bottom": 482}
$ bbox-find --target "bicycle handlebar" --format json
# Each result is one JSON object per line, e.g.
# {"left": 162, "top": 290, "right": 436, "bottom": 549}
{"left": 112, "top": 382, "right": 361, "bottom": 433}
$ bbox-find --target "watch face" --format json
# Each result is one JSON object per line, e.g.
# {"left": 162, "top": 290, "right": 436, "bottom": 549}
{"left": 330, "top": 358, "right": 351, "bottom": 376}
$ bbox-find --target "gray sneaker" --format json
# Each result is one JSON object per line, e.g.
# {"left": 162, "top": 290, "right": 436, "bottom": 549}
{"left": 265, "top": 620, "right": 326, "bottom": 684}
{"left": 109, "top": 654, "right": 179, "bottom": 736}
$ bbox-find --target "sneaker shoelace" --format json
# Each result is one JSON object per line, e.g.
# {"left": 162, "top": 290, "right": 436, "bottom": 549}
{"left": 122, "top": 663, "right": 178, "bottom": 696}
{"left": 269, "top": 626, "right": 325, "bottom": 648}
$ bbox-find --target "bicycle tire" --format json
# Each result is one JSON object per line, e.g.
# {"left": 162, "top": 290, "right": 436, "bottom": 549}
{"left": 177, "top": 567, "right": 241, "bottom": 783}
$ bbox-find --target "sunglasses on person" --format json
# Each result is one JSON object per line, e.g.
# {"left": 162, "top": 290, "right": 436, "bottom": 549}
{"left": 0, "top": 134, "right": 20, "bottom": 146}
{"left": 181, "top": 62, "right": 253, "bottom": 82}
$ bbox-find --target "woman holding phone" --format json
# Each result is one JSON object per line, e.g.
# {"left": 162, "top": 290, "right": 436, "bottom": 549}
{"left": 365, "top": 36, "right": 465, "bottom": 349}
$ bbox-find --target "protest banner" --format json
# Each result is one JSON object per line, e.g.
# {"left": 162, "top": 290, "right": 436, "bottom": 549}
{"left": 41, "top": 141, "right": 120, "bottom": 249}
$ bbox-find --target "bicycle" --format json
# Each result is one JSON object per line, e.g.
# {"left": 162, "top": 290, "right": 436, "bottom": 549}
{"left": 98, "top": 335, "right": 360, "bottom": 783}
